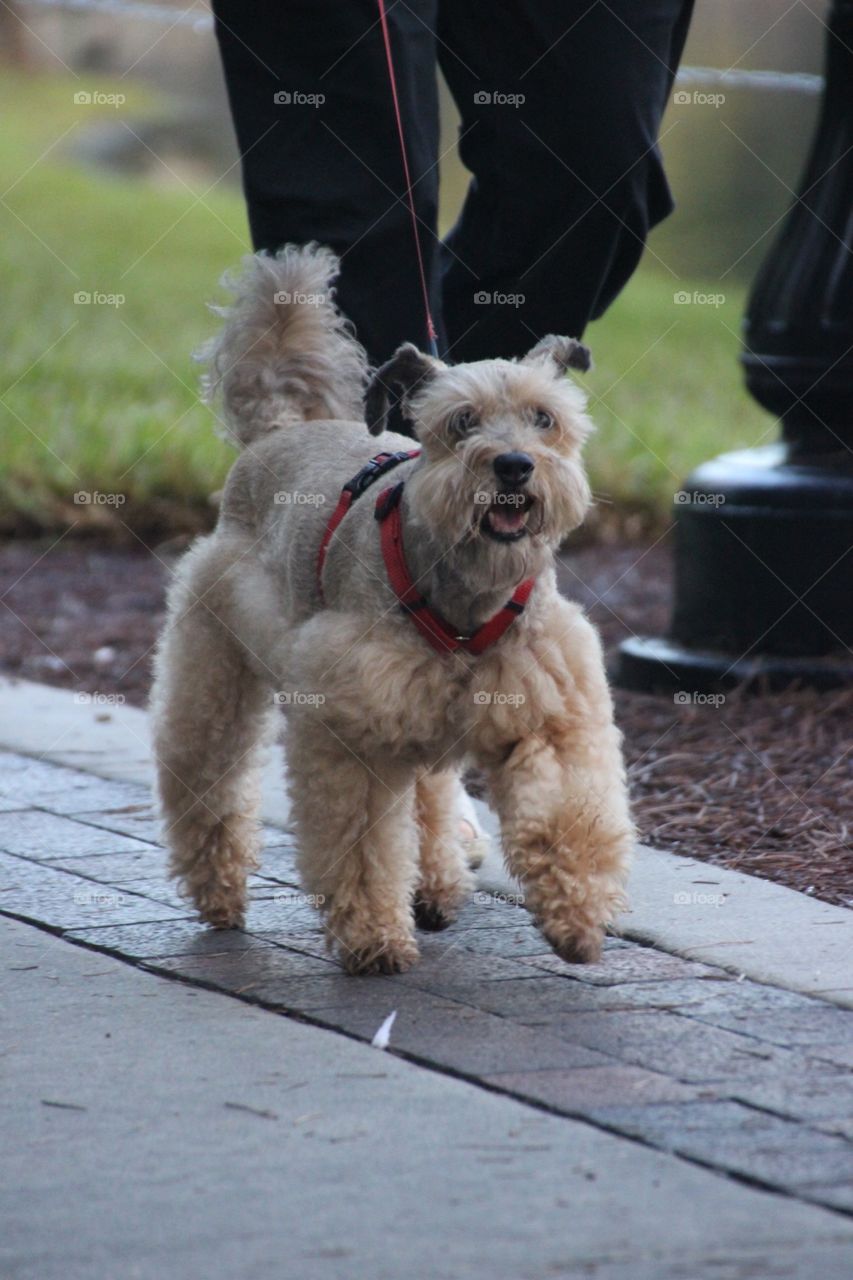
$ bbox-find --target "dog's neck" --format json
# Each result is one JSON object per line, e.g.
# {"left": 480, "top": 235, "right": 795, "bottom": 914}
{"left": 400, "top": 493, "right": 546, "bottom": 636}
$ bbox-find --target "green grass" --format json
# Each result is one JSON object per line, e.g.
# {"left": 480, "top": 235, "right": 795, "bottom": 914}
{"left": 0, "top": 70, "right": 773, "bottom": 539}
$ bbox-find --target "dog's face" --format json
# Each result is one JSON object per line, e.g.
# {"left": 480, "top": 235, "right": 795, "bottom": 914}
{"left": 366, "top": 337, "right": 594, "bottom": 580}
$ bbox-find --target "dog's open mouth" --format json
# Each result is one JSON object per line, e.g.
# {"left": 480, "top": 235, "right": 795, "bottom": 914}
{"left": 480, "top": 492, "right": 536, "bottom": 542}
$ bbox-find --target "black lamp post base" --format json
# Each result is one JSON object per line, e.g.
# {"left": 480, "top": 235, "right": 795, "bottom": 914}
{"left": 616, "top": 635, "right": 853, "bottom": 695}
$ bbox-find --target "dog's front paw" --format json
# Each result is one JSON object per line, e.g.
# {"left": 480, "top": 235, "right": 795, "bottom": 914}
{"left": 188, "top": 882, "right": 247, "bottom": 930}
{"left": 332, "top": 927, "right": 420, "bottom": 976}
{"left": 540, "top": 920, "right": 603, "bottom": 965}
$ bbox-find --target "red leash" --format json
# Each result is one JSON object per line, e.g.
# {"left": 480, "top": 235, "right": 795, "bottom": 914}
{"left": 376, "top": 0, "right": 439, "bottom": 358}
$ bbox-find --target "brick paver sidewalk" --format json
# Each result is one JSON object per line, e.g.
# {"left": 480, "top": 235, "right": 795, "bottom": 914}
{"left": 3, "top": 747, "right": 853, "bottom": 1220}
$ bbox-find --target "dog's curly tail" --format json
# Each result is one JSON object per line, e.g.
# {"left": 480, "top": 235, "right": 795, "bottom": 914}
{"left": 197, "top": 243, "right": 368, "bottom": 447}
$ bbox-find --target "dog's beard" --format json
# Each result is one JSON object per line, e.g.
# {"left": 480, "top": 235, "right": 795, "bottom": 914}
{"left": 409, "top": 450, "right": 591, "bottom": 552}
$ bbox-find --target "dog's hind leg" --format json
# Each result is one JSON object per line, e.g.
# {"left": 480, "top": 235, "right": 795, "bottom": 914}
{"left": 413, "top": 770, "right": 475, "bottom": 931}
{"left": 151, "top": 540, "right": 274, "bottom": 929}
{"left": 286, "top": 715, "right": 420, "bottom": 974}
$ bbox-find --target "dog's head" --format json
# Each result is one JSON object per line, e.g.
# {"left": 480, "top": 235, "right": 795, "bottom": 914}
{"left": 365, "top": 336, "right": 594, "bottom": 580}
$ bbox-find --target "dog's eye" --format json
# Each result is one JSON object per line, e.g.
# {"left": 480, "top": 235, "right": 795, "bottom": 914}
{"left": 534, "top": 408, "right": 555, "bottom": 431}
{"left": 448, "top": 408, "right": 478, "bottom": 436}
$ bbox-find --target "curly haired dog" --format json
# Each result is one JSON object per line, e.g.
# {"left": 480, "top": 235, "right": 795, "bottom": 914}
{"left": 151, "top": 244, "right": 634, "bottom": 974}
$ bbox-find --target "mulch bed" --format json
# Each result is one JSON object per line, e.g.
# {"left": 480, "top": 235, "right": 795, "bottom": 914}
{"left": 1, "top": 535, "right": 850, "bottom": 907}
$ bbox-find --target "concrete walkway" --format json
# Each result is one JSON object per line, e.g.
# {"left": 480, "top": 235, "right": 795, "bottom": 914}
{"left": 2, "top": 678, "right": 853, "bottom": 1277}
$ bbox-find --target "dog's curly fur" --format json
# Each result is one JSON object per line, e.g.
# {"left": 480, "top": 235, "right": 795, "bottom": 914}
{"left": 151, "top": 244, "right": 634, "bottom": 974}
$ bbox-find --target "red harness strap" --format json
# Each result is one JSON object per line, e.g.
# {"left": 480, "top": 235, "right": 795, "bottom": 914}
{"left": 317, "top": 450, "right": 420, "bottom": 600}
{"left": 374, "top": 482, "right": 535, "bottom": 657}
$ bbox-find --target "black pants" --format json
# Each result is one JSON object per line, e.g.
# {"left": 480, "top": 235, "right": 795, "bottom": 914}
{"left": 213, "top": 0, "right": 694, "bottom": 366}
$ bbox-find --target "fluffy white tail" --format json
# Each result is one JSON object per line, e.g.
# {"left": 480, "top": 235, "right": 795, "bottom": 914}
{"left": 198, "top": 243, "right": 368, "bottom": 448}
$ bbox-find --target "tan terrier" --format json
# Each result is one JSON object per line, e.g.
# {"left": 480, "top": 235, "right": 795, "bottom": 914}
{"left": 151, "top": 244, "right": 634, "bottom": 974}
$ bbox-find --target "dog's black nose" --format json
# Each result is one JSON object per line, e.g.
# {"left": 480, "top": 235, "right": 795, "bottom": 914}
{"left": 493, "top": 452, "right": 534, "bottom": 487}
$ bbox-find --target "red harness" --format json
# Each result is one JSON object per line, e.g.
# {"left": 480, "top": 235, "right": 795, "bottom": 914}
{"left": 317, "top": 451, "right": 535, "bottom": 657}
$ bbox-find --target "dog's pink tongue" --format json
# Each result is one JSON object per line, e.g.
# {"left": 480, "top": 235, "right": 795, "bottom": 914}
{"left": 489, "top": 507, "right": 526, "bottom": 534}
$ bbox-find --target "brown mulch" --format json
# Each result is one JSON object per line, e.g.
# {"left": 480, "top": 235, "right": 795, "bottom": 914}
{"left": 1, "top": 535, "right": 851, "bottom": 907}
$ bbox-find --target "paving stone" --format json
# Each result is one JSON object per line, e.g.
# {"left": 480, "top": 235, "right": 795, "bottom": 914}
{"left": 151, "top": 944, "right": 343, "bottom": 989}
{"left": 66, "top": 806, "right": 162, "bottom": 844}
{"left": 246, "top": 896, "right": 327, "bottom": 936}
{"left": 535, "top": 1009, "right": 786, "bottom": 1084}
{"left": 314, "top": 995, "right": 614, "bottom": 1075}
{"left": 442, "top": 923, "right": 555, "bottom": 958}
{"left": 393, "top": 944, "right": 546, "bottom": 997}
{"left": 0, "top": 853, "right": 187, "bottom": 931}
{"left": 65, "top": 919, "right": 262, "bottom": 959}
{"left": 662, "top": 980, "right": 853, "bottom": 1050}
{"left": 732, "top": 1063, "right": 853, "bottom": 1125}
{"left": 41, "top": 848, "right": 168, "bottom": 882}
{"left": 0, "top": 810, "right": 156, "bottom": 859}
{"left": 0, "top": 756, "right": 150, "bottom": 815}
{"left": 439, "top": 896, "right": 537, "bottom": 930}
{"left": 816, "top": 1116, "right": 853, "bottom": 1141}
{"left": 582, "top": 1100, "right": 853, "bottom": 1193}
{"left": 484, "top": 1065, "right": 703, "bottom": 1111}
{"left": 448, "top": 975, "right": 642, "bottom": 1019}
{"left": 808, "top": 1044, "right": 853, "bottom": 1070}
{"left": 799, "top": 1181, "right": 853, "bottom": 1212}
{"left": 517, "top": 946, "right": 734, "bottom": 987}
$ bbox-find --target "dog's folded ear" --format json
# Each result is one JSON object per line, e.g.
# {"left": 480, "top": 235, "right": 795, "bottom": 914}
{"left": 365, "top": 343, "right": 440, "bottom": 436}
{"left": 523, "top": 335, "right": 592, "bottom": 375}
